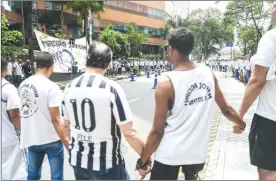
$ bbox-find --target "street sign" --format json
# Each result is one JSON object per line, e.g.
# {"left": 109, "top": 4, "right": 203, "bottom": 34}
{"left": 226, "top": 43, "right": 233, "bottom": 47}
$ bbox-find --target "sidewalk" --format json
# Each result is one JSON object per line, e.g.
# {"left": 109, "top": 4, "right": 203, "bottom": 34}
{"left": 203, "top": 71, "right": 258, "bottom": 180}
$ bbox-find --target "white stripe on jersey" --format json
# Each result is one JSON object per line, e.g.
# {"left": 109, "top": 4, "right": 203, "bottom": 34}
{"left": 62, "top": 73, "right": 133, "bottom": 171}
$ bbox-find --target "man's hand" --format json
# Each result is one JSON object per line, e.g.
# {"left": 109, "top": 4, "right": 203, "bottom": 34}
{"left": 233, "top": 122, "right": 245, "bottom": 134}
{"left": 138, "top": 165, "right": 151, "bottom": 180}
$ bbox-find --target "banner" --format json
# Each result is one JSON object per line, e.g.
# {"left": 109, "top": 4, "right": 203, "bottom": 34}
{"left": 34, "top": 29, "right": 87, "bottom": 73}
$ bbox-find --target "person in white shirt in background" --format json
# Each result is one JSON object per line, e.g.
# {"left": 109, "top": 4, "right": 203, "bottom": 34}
{"left": 239, "top": 4, "right": 276, "bottom": 180}
{"left": 13, "top": 59, "right": 23, "bottom": 87}
{"left": 6, "top": 57, "right": 13, "bottom": 83}
{"left": 1, "top": 57, "right": 27, "bottom": 180}
{"left": 19, "top": 52, "right": 69, "bottom": 180}
{"left": 244, "top": 55, "right": 252, "bottom": 84}
{"left": 234, "top": 58, "right": 240, "bottom": 80}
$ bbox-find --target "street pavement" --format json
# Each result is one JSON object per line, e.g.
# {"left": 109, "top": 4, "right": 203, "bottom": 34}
{"left": 41, "top": 71, "right": 257, "bottom": 180}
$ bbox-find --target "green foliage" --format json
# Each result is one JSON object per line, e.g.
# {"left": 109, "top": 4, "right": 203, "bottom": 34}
{"left": 66, "top": 1, "right": 104, "bottom": 23}
{"left": 183, "top": 8, "right": 231, "bottom": 60}
{"left": 98, "top": 24, "right": 130, "bottom": 57}
{"left": 126, "top": 22, "right": 149, "bottom": 57}
{"left": 132, "top": 66, "right": 139, "bottom": 74}
{"left": 224, "top": 0, "right": 272, "bottom": 54}
{"left": 1, "top": 14, "right": 24, "bottom": 57}
{"left": 55, "top": 33, "right": 68, "bottom": 39}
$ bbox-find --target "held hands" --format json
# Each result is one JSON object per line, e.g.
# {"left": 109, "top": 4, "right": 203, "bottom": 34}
{"left": 233, "top": 114, "right": 246, "bottom": 134}
{"left": 136, "top": 158, "right": 152, "bottom": 180}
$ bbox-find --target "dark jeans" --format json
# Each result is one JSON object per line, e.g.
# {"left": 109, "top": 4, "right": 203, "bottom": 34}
{"left": 235, "top": 69, "right": 240, "bottom": 80}
{"left": 28, "top": 140, "right": 64, "bottom": 180}
{"left": 73, "top": 160, "right": 129, "bottom": 180}
{"left": 14, "top": 75, "right": 22, "bottom": 87}
{"left": 245, "top": 70, "right": 251, "bottom": 84}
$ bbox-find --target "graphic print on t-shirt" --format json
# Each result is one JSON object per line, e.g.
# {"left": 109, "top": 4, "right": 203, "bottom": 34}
{"left": 184, "top": 82, "right": 212, "bottom": 106}
{"left": 19, "top": 84, "right": 39, "bottom": 118}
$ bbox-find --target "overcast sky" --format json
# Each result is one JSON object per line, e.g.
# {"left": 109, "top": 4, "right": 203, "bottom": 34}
{"left": 189, "top": 1, "right": 230, "bottom": 12}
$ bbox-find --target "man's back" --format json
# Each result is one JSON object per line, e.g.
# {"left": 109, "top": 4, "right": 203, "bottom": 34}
{"left": 63, "top": 73, "right": 132, "bottom": 171}
{"left": 155, "top": 64, "right": 215, "bottom": 165}
{"left": 1, "top": 79, "right": 20, "bottom": 147}
{"left": 19, "top": 75, "right": 61, "bottom": 148}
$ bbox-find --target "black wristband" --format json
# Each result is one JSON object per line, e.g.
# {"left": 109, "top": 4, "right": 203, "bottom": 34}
{"left": 136, "top": 158, "right": 151, "bottom": 169}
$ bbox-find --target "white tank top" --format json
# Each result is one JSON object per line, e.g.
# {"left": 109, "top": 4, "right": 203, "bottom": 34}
{"left": 155, "top": 64, "right": 215, "bottom": 165}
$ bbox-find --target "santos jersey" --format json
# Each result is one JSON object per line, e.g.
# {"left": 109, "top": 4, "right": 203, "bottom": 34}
{"left": 62, "top": 73, "right": 133, "bottom": 171}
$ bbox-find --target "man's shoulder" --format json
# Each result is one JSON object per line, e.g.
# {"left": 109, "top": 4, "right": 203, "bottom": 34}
{"left": 262, "top": 28, "right": 276, "bottom": 42}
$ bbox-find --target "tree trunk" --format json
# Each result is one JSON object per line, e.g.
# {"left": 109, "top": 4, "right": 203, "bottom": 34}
{"left": 23, "top": 1, "right": 34, "bottom": 62}
{"left": 60, "top": 4, "right": 64, "bottom": 38}
{"left": 83, "top": 13, "right": 89, "bottom": 45}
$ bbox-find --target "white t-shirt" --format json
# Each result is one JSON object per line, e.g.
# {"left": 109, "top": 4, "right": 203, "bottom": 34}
{"left": 19, "top": 75, "right": 62, "bottom": 148}
{"left": 255, "top": 28, "right": 276, "bottom": 121}
{"left": 235, "top": 61, "right": 240, "bottom": 69}
{"left": 245, "top": 60, "right": 251, "bottom": 70}
{"left": 1, "top": 78, "right": 21, "bottom": 147}
{"left": 13, "top": 62, "right": 22, "bottom": 75}
{"left": 155, "top": 65, "right": 215, "bottom": 165}
{"left": 7, "top": 62, "right": 13, "bottom": 75}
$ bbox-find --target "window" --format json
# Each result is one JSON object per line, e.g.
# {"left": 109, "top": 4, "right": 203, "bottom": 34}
{"left": 45, "top": 2, "right": 52, "bottom": 10}
{"left": 52, "top": 3, "right": 61, "bottom": 11}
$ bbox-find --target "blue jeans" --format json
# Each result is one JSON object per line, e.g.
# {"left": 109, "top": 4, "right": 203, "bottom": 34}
{"left": 235, "top": 69, "right": 240, "bottom": 80}
{"left": 28, "top": 140, "right": 64, "bottom": 180}
{"left": 73, "top": 160, "right": 130, "bottom": 180}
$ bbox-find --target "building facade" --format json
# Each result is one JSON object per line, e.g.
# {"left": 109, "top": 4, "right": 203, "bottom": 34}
{"left": 1, "top": 1, "right": 189, "bottom": 54}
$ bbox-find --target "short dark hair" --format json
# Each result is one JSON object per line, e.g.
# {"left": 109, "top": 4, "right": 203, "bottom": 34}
{"left": 167, "top": 27, "right": 194, "bottom": 57}
{"left": 36, "top": 52, "right": 54, "bottom": 69}
{"left": 1, "top": 57, "right": 8, "bottom": 71}
{"left": 86, "top": 42, "right": 113, "bottom": 69}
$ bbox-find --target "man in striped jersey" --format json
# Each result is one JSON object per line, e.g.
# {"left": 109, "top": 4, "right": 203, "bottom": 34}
{"left": 62, "top": 42, "right": 149, "bottom": 180}
{"left": 1, "top": 57, "right": 27, "bottom": 180}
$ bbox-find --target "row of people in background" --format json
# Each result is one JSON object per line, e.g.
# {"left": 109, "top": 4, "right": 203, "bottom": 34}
{"left": 206, "top": 57, "right": 252, "bottom": 85}
{"left": 4, "top": 57, "right": 35, "bottom": 87}
{"left": 106, "top": 59, "right": 171, "bottom": 76}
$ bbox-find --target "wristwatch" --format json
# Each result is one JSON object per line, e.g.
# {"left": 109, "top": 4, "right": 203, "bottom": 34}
{"left": 136, "top": 158, "right": 151, "bottom": 170}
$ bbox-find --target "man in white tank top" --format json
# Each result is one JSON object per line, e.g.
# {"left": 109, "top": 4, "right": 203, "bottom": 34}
{"left": 135, "top": 28, "right": 246, "bottom": 180}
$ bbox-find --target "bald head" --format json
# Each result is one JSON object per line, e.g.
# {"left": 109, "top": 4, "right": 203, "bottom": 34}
{"left": 86, "top": 41, "right": 113, "bottom": 69}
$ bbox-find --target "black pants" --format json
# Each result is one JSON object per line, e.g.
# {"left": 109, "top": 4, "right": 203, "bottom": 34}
{"left": 14, "top": 75, "right": 22, "bottom": 88}
{"left": 150, "top": 160, "right": 204, "bottom": 180}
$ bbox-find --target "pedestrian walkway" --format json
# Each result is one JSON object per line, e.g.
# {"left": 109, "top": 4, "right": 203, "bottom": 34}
{"left": 202, "top": 71, "right": 258, "bottom": 180}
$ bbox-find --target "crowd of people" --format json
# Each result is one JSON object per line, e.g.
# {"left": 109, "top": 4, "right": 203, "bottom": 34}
{"left": 206, "top": 56, "right": 252, "bottom": 85}
{"left": 1, "top": 5, "right": 275, "bottom": 181}
{"left": 106, "top": 59, "right": 172, "bottom": 76}
{"left": 3, "top": 58, "right": 35, "bottom": 88}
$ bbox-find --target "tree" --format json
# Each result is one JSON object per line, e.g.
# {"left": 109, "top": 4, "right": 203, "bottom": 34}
{"left": 98, "top": 24, "right": 130, "bottom": 57}
{"left": 1, "top": 14, "right": 24, "bottom": 57}
{"left": 23, "top": 1, "right": 34, "bottom": 61}
{"left": 66, "top": 1, "right": 104, "bottom": 44}
{"left": 184, "top": 8, "right": 232, "bottom": 60}
{"left": 126, "top": 22, "right": 148, "bottom": 57}
{"left": 224, "top": 0, "right": 272, "bottom": 54}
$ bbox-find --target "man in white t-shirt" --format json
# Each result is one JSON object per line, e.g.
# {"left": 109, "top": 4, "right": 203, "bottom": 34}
{"left": 234, "top": 58, "right": 240, "bottom": 80}
{"left": 18, "top": 52, "right": 69, "bottom": 180}
{"left": 239, "top": 5, "right": 276, "bottom": 180}
{"left": 137, "top": 28, "right": 245, "bottom": 180}
{"left": 6, "top": 58, "right": 13, "bottom": 83}
{"left": 1, "top": 57, "right": 27, "bottom": 180}
{"left": 13, "top": 59, "right": 23, "bottom": 87}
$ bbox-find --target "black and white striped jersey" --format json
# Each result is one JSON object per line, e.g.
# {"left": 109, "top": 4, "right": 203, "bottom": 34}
{"left": 62, "top": 73, "right": 133, "bottom": 171}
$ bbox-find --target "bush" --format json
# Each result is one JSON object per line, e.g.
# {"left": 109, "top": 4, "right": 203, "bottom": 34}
{"left": 132, "top": 66, "right": 139, "bottom": 74}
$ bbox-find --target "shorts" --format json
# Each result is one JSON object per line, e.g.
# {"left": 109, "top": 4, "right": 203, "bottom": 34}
{"left": 2, "top": 144, "right": 27, "bottom": 180}
{"left": 249, "top": 114, "right": 276, "bottom": 171}
{"left": 150, "top": 160, "right": 204, "bottom": 180}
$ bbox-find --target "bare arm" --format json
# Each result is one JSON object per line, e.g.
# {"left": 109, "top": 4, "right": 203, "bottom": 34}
{"left": 141, "top": 78, "right": 172, "bottom": 163}
{"left": 64, "top": 119, "right": 70, "bottom": 139}
{"left": 8, "top": 108, "right": 21, "bottom": 129}
{"left": 120, "top": 122, "right": 144, "bottom": 156}
{"left": 213, "top": 72, "right": 246, "bottom": 129}
{"left": 239, "top": 65, "right": 268, "bottom": 118}
{"left": 49, "top": 107, "right": 70, "bottom": 150}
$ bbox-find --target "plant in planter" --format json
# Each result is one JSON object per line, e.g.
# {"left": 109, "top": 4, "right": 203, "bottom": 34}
{"left": 132, "top": 66, "right": 139, "bottom": 75}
